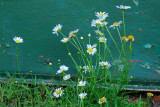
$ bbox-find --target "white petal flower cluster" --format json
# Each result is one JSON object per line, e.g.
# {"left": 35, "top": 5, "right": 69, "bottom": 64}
{"left": 86, "top": 44, "right": 97, "bottom": 55}
{"left": 52, "top": 24, "right": 62, "bottom": 36}
{"left": 56, "top": 65, "right": 69, "bottom": 74}
{"left": 91, "top": 11, "right": 108, "bottom": 27}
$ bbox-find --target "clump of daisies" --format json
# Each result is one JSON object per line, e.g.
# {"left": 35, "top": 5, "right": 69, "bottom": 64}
{"left": 91, "top": 12, "right": 109, "bottom": 27}
{"left": 51, "top": 4, "right": 135, "bottom": 106}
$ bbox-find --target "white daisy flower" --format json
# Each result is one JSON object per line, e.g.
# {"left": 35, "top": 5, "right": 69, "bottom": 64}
{"left": 79, "top": 92, "right": 87, "bottom": 99}
{"left": 56, "top": 65, "right": 69, "bottom": 74}
{"left": 95, "top": 30, "right": 104, "bottom": 36}
{"left": 86, "top": 44, "right": 97, "bottom": 55}
{"left": 95, "top": 12, "right": 108, "bottom": 18}
{"left": 91, "top": 19, "right": 103, "bottom": 27}
{"left": 99, "top": 61, "right": 111, "bottom": 69}
{"left": 98, "top": 97, "right": 107, "bottom": 104}
{"left": 68, "top": 29, "right": 79, "bottom": 39}
{"left": 116, "top": 5, "right": 131, "bottom": 10}
{"left": 78, "top": 81, "right": 86, "bottom": 87}
{"left": 63, "top": 74, "right": 71, "bottom": 80}
{"left": 53, "top": 87, "right": 64, "bottom": 98}
{"left": 122, "top": 36, "right": 128, "bottom": 42}
{"left": 13, "top": 37, "right": 23, "bottom": 43}
{"left": 109, "top": 21, "right": 122, "bottom": 29}
{"left": 52, "top": 24, "right": 62, "bottom": 36}
{"left": 83, "top": 65, "right": 93, "bottom": 73}
{"left": 99, "top": 37, "right": 107, "bottom": 43}
{"left": 61, "top": 38, "right": 68, "bottom": 43}
{"left": 69, "top": 29, "right": 79, "bottom": 35}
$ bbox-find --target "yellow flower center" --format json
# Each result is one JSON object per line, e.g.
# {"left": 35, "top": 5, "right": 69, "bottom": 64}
{"left": 88, "top": 48, "right": 93, "bottom": 52}
{"left": 100, "top": 98, "right": 106, "bottom": 102}
{"left": 80, "top": 83, "right": 84, "bottom": 86}
{"left": 122, "top": 36, "right": 127, "bottom": 40}
{"left": 57, "top": 28, "right": 61, "bottom": 33}
{"left": 100, "top": 39, "right": 104, "bottom": 42}
{"left": 95, "top": 23, "right": 101, "bottom": 26}
{"left": 120, "top": 8, "right": 126, "bottom": 10}
{"left": 99, "top": 13, "right": 104, "bottom": 16}
{"left": 56, "top": 90, "right": 61, "bottom": 95}
{"left": 128, "top": 35, "right": 134, "bottom": 41}
{"left": 16, "top": 40, "right": 20, "bottom": 43}
{"left": 64, "top": 40, "right": 67, "bottom": 43}
{"left": 102, "top": 62, "right": 105, "bottom": 65}
{"left": 81, "top": 95, "right": 85, "bottom": 98}
{"left": 69, "top": 34, "right": 74, "bottom": 37}
{"left": 62, "top": 70, "right": 65, "bottom": 72}
{"left": 87, "top": 67, "right": 91, "bottom": 70}
{"left": 147, "top": 93, "right": 153, "bottom": 97}
{"left": 113, "top": 22, "right": 119, "bottom": 25}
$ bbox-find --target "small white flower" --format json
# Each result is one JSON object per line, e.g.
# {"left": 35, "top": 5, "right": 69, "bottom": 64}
{"left": 63, "top": 74, "right": 71, "bottom": 80}
{"left": 95, "top": 30, "right": 104, "bottom": 36}
{"left": 99, "top": 37, "right": 107, "bottom": 43}
{"left": 95, "top": 12, "right": 108, "bottom": 18}
{"left": 79, "top": 92, "right": 87, "bottom": 99}
{"left": 78, "top": 81, "right": 86, "bottom": 87}
{"left": 116, "top": 5, "right": 131, "bottom": 10}
{"left": 68, "top": 29, "right": 79, "bottom": 39}
{"left": 52, "top": 24, "right": 62, "bottom": 36}
{"left": 13, "top": 37, "right": 23, "bottom": 43}
{"left": 86, "top": 44, "right": 97, "bottom": 55}
{"left": 99, "top": 61, "right": 111, "bottom": 69}
{"left": 91, "top": 19, "right": 103, "bottom": 27}
{"left": 98, "top": 97, "right": 107, "bottom": 104}
{"left": 61, "top": 38, "right": 68, "bottom": 43}
{"left": 109, "top": 21, "right": 122, "bottom": 29}
{"left": 83, "top": 66, "right": 93, "bottom": 73}
{"left": 69, "top": 29, "right": 79, "bottom": 35}
{"left": 49, "top": 62, "right": 52, "bottom": 66}
{"left": 80, "top": 37, "right": 84, "bottom": 40}
{"left": 88, "top": 33, "right": 91, "bottom": 37}
{"left": 53, "top": 87, "right": 64, "bottom": 98}
{"left": 56, "top": 65, "right": 69, "bottom": 74}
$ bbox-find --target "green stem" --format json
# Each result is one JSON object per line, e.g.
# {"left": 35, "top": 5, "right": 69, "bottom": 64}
{"left": 16, "top": 44, "right": 21, "bottom": 79}
{"left": 122, "top": 10, "right": 126, "bottom": 36}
